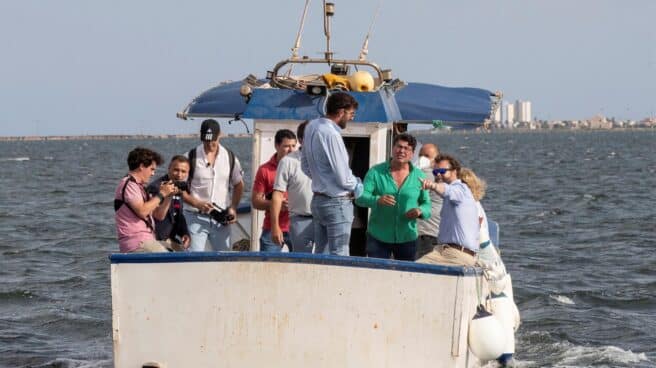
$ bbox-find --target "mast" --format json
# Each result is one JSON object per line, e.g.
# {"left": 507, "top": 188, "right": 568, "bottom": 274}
{"left": 291, "top": 0, "right": 312, "bottom": 60}
{"left": 323, "top": 1, "right": 334, "bottom": 62}
{"left": 358, "top": 1, "right": 382, "bottom": 61}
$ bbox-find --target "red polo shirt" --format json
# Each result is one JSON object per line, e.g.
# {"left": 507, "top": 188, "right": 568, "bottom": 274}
{"left": 253, "top": 154, "right": 290, "bottom": 231}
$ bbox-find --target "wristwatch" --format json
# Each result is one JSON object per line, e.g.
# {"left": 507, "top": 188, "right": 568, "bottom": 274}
{"left": 156, "top": 192, "right": 165, "bottom": 204}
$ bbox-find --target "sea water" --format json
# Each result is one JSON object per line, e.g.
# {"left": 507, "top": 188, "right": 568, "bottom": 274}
{"left": 1, "top": 130, "right": 655, "bottom": 367}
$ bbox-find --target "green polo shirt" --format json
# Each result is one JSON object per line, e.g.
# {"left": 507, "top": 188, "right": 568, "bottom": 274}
{"left": 355, "top": 160, "right": 431, "bottom": 243}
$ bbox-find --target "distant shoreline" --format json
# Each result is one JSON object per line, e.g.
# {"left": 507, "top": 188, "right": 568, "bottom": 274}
{"left": 0, "top": 133, "right": 252, "bottom": 142}
{"left": 1, "top": 126, "right": 654, "bottom": 142}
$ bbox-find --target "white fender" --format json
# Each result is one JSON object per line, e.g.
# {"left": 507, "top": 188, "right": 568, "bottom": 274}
{"left": 489, "top": 293, "right": 517, "bottom": 357}
{"left": 468, "top": 305, "right": 507, "bottom": 363}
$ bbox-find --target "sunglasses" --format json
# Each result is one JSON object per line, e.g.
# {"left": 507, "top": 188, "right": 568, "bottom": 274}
{"left": 433, "top": 168, "right": 454, "bottom": 175}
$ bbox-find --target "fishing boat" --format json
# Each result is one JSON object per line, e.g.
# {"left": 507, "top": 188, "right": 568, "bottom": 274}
{"left": 110, "top": 2, "right": 518, "bottom": 367}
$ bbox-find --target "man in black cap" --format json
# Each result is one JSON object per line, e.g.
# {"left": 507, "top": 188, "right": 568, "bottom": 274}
{"left": 182, "top": 119, "right": 244, "bottom": 251}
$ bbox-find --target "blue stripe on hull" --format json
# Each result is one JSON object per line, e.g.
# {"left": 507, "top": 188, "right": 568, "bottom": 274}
{"left": 109, "top": 251, "right": 481, "bottom": 276}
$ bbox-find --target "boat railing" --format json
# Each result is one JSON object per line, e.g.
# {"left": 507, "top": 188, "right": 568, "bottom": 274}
{"left": 269, "top": 57, "right": 386, "bottom": 90}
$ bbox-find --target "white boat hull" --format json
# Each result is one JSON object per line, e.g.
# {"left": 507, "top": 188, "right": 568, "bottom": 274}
{"left": 110, "top": 253, "right": 486, "bottom": 367}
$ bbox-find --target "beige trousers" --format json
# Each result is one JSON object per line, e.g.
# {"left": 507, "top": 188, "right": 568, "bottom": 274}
{"left": 417, "top": 244, "right": 477, "bottom": 267}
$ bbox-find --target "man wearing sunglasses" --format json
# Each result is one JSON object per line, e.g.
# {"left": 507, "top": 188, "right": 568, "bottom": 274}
{"left": 418, "top": 154, "right": 479, "bottom": 266}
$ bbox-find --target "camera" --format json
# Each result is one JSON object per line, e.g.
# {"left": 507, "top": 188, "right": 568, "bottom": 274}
{"left": 173, "top": 180, "right": 189, "bottom": 192}
{"left": 209, "top": 203, "right": 235, "bottom": 225}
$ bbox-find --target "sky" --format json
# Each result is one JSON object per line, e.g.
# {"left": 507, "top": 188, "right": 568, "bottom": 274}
{"left": 1, "top": 0, "right": 655, "bottom": 137}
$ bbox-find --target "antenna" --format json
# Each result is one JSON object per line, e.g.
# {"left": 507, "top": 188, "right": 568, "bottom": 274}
{"left": 358, "top": 0, "right": 382, "bottom": 61}
{"left": 291, "top": 0, "right": 312, "bottom": 60}
{"left": 323, "top": 1, "right": 335, "bottom": 61}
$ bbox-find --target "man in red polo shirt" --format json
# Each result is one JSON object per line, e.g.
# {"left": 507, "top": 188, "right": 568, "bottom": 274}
{"left": 251, "top": 129, "right": 297, "bottom": 251}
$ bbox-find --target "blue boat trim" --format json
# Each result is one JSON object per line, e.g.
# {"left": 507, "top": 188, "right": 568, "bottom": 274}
{"left": 109, "top": 252, "right": 482, "bottom": 276}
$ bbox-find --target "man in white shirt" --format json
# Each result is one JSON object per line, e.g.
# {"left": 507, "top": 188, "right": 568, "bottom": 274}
{"left": 183, "top": 119, "right": 244, "bottom": 251}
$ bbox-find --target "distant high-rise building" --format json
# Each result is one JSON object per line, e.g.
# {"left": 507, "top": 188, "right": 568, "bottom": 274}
{"left": 505, "top": 102, "right": 515, "bottom": 126}
{"left": 493, "top": 104, "right": 501, "bottom": 123}
{"left": 515, "top": 100, "right": 532, "bottom": 123}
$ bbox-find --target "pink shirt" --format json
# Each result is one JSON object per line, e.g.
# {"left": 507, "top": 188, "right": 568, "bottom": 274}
{"left": 114, "top": 176, "right": 155, "bottom": 252}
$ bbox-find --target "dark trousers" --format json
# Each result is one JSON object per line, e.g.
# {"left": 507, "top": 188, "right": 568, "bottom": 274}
{"left": 366, "top": 234, "right": 417, "bottom": 261}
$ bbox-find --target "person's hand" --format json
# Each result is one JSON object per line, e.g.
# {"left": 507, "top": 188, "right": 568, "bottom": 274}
{"left": 419, "top": 178, "right": 436, "bottom": 191}
{"left": 405, "top": 208, "right": 422, "bottom": 219}
{"left": 199, "top": 202, "right": 214, "bottom": 214}
{"left": 281, "top": 199, "right": 290, "bottom": 213}
{"left": 377, "top": 194, "right": 396, "bottom": 206}
{"left": 271, "top": 226, "right": 284, "bottom": 246}
{"left": 159, "top": 181, "right": 177, "bottom": 197}
{"left": 226, "top": 207, "right": 237, "bottom": 224}
{"left": 353, "top": 181, "right": 364, "bottom": 199}
{"left": 181, "top": 235, "right": 191, "bottom": 249}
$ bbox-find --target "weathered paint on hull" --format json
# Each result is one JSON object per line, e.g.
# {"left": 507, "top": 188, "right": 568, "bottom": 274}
{"left": 110, "top": 253, "right": 484, "bottom": 367}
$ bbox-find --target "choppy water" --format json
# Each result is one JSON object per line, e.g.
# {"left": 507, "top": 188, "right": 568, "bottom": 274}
{"left": 1, "top": 130, "right": 655, "bottom": 367}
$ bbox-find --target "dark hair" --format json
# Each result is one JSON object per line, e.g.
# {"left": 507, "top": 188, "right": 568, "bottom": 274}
{"left": 169, "top": 155, "right": 190, "bottom": 167}
{"left": 127, "top": 147, "right": 163, "bottom": 171}
{"left": 275, "top": 129, "right": 297, "bottom": 145}
{"left": 393, "top": 133, "right": 417, "bottom": 151}
{"left": 297, "top": 120, "right": 309, "bottom": 142}
{"left": 435, "top": 154, "right": 462, "bottom": 175}
{"left": 326, "top": 92, "right": 359, "bottom": 115}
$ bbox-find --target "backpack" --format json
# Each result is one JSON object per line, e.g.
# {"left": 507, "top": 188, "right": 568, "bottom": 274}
{"left": 187, "top": 146, "right": 236, "bottom": 189}
{"left": 114, "top": 175, "right": 154, "bottom": 231}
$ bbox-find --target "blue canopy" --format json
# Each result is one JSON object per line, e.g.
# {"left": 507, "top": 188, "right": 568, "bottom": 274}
{"left": 181, "top": 80, "right": 248, "bottom": 118}
{"left": 243, "top": 88, "right": 401, "bottom": 122}
{"left": 179, "top": 79, "right": 493, "bottom": 125}
{"left": 395, "top": 83, "right": 493, "bottom": 123}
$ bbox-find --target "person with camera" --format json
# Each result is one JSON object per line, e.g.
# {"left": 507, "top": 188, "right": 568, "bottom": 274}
{"left": 114, "top": 147, "right": 179, "bottom": 253}
{"left": 146, "top": 155, "right": 191, "bottom": 250}
{"left": 183, "top": 119, "right": 244, "bottom": 252}
{"left": 252, "top": 129, "right": 297, "bottom": 251}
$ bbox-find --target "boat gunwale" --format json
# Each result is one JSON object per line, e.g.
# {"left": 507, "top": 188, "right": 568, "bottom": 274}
{"left": 109, "top": 252, "right": 481, "bottom": 277}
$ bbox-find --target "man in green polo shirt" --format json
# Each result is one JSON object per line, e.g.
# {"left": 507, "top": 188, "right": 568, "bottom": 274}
{"left": 355, "top": 133, "right": 431, "bottom": 261}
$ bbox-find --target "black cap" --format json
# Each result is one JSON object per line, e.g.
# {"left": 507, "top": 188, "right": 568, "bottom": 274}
{"left": 200, "top": 119, "right": 220, "bottom": 141}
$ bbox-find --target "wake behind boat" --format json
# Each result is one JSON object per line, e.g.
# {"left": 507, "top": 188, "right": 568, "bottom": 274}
{"left": 110, "top": 2, "right": 517, "bottom": 367}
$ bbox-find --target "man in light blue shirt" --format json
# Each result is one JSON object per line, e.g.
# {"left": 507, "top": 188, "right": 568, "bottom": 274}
{"left": 418, "top": 154, "right": 479, "bottom": 266}
{"left": 301, "top": 92, "right": 363, "bottom": 256}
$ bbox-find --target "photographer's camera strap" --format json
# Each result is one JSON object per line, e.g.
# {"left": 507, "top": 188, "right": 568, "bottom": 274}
{"left": 114, "top": 175, "right": 155, "bottom": 232}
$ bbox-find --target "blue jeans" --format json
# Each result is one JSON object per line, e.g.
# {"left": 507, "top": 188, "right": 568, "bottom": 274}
{"left": 290, "top": 215, "right": 315, "bottom": 253}
{"left": 259, "top": 229, "right": 291, "bottom": 252}
{"left": 311, "top": 195, "right": 353, "bottom": 256}
{"left": 184, "top": 210, "right": 231, "bottom": 252}
{"left": 366, "top": 234, "right": 416, "bottom": 261}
